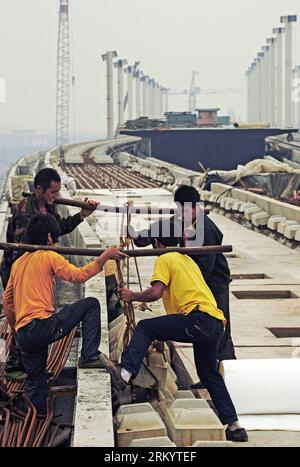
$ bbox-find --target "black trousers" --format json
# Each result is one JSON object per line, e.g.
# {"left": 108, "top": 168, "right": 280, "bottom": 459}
{"left": 121, "top": 311, "right": 238, "bottom": 425}
{"left": 3, "top": 271, "right": 26, "bottom": 373}
{"left": 16, "top": 297, "right": 101, "bottom": 414}
{"left": 209, "top": 281, "right": 236, "bottom": 361}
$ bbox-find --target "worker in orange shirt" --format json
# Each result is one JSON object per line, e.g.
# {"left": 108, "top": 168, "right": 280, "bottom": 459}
{"left": 3, "top": 212, "right": 127, "bottom": 414}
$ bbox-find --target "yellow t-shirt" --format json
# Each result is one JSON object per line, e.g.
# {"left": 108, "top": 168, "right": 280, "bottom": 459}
{"left": 151, "top": 252, "right": 225, "bottom": 321}
{"left": 3, "top": 251, "right": 101, "bottom": 331}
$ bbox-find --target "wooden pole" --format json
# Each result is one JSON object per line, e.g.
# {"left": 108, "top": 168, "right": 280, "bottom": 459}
{"left": 0, "top": 242, "right": 232, "bottom": 257}
{"left": 21, "top": 192, "right": 210, "bottom": 215}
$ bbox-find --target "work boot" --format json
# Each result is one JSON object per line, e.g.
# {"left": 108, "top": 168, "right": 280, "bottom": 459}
{"left": 4, "top": 369, "right": 28, "bottom": 382}
{"left": 97, "top": 353, "right": 127, "bottom": 391}
{"left": 225, "top": 427, "right": 248, "bottom": 442}
{"left": 5, "top": 361, "right": 28, "bottom": 381}
{"left": 5, "top": 338, "right": 27, "bottom": 381}
{"left": 78, "top": 352, "right": 107, "bottom": 369}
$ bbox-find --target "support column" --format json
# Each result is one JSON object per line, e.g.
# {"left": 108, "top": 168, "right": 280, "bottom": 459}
{"left": 262, "top": 46, "right": 270, "bottom": 123}
{"left": 135, "top": 70, "right": 142, "bottom": 118}
{"left": 293, "top": 66, "right": 300, "bottom": 129}
{"left": 159, "top": 86, "right": 165, "bottom": 118}
{"left": 267, "top": 38, "right": 276, "bottom": 126}
{"left": 102, "top": 50, "right": 117, "bottom": 139}
{"left": 152, "top": 81, "right": 157, "bottom": 118}
{"left": 257, "top": 52, "right": 264, "bottom": 122}
{"left": 251, "top": 63, "right": 257, "bottom": 121}
{"left": 165, "top": 88, "right": 170, "bottom": 114}
{"left": 148, "top": 79, "right": 154, "bottom": 118}
{"left": 253, "top": 58, "right": 259, "bottom": 121}
{"left": 273, "top": 27, "right": 285, "bottom": 127}
{"left": 281, "top": 15, "right": 297, "bottom": 128}
{"left": 246, "top": 68, "right": 251, "bottom": 122}
{"left": 126, "top": 66, "right": 134, "bottom": 121}
{"left": 141, "top": 75, "right": 149, "bottom": 117}
{"left": 114, "top": 58, "right": 127, "bottom": 129}
{"left": 152, "top": 80, "right": 157, "bottom": 118}
{"left": 155, "top": 82, "right": 160, "bottom": 118}
{"left": 248, "top": 65, "right": 253, "bottom": 122}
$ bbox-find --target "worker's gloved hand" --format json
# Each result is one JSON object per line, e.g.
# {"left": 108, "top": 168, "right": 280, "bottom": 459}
{"left": 80, "top": 198, "right": 100, "bottom": 220}
{"left": 151, "top": 341, "right": 165, "bottom": 353}
{"left": 117, "top": 286, "right": 135, "bottom": 303}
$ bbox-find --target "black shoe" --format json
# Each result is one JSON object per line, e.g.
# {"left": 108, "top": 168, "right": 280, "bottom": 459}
{"left": 96, "top": 353, "right": 127, "bottom": 391}
{"left": 190, "top": 381, "right": 205, "bottom": 390}
{"left": 226, "top": 427, "right": 248, "bottom": 442}
{"left": 78, "top": 353, "right": 107, "bottom": 369}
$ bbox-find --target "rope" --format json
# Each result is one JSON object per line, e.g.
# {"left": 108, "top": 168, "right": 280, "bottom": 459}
{"left": 116, "top": 200, "right": 153, "bottom": 349}
{"left": 115, "top": 260, "right": 136, "bottom": 350}
{"left": 117, "top": 202, "right": 137, "bottom": 349}
{"left": 125, "top": 201, "right": 152, "bottom": 311}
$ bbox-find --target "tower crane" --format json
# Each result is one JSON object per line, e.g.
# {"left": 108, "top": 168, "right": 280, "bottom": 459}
{"left": 169, "top": 72, "right": 245, "bottom": 112}
{"left": 189, "top": 71, "right": 201, "bottom": 112}
{"left": 56, "top": 0, "right": 70, "bottom": 146}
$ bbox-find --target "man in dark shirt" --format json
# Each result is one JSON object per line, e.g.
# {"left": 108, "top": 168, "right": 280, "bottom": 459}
{"left": 0, "top": 167, "right": 99, "bottom": 380}
{"left": 128, "top": 185, "right": 236, "bottom": 361}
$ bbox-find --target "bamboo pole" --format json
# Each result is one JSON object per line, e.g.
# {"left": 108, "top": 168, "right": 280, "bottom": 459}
{"left": 21, "top": 192, "right": 210, "bottom": 215}
{"left": 0, "top": 242, "right": 232, "bottom": 257}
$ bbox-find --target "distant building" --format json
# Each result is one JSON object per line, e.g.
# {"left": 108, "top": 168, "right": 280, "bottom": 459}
{"left": 196, "top": 108, "right": 220, "bottom": 127}
{"left": 217, "top": 116, "right": 231, "bottom": 126}
{"left": 165, "top": 112, "right": 197, "bottom": 128}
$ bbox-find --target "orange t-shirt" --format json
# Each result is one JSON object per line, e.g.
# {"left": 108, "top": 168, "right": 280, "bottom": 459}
{"left": 3, "top": 251, "right": 101, "bottom": 331}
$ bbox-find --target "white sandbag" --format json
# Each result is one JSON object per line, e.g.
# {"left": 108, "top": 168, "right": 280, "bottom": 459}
{"left": 220, "top": 359, "right": 300, "bottom": 415}
{"left": 238, "top": 415, "right": 300, "bottom": 432}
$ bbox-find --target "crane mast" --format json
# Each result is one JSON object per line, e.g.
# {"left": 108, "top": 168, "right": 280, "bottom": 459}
{"left": 56, "top": 0, "right": 70, "bottom": 146}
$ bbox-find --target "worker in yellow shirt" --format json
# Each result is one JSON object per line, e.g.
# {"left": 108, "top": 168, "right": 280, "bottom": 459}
{"left": 3, "top": 212, "right": 127, "bottom": 414}
{"left": 107, "top": 226, "right": 248, "bottom": 442}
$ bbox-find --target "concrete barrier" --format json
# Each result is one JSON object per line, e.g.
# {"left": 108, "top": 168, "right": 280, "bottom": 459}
{"left": 267, "top": 216, "right": 286, "bottom": 231}
{"left": 116, "top": 403, "right": 167, "bottom": 447}
{"left": 129, "top": 437, "right": 176, "bottom": 447}
{"left": 164, "top": 399, "right": 226, "bottom": 446}
{"left": 251, "top": 211, "right": 269, "bottom": 227}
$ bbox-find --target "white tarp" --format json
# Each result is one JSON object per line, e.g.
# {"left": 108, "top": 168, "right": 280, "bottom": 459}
{"left": 220, "top": 359, "right": 300, "bottom": 431}
{"left": 238, "top": 415, "right": 300, "bottom": 432}
{"left": 216, "top": 159, "right": 300, "bottom": 186}
{"left": 210, "top": 158, "right": 300, "bottom": 197}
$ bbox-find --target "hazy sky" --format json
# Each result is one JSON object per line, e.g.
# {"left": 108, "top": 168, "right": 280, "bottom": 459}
{"left": 0, "top": 0, "right": 299, "bottom": 138}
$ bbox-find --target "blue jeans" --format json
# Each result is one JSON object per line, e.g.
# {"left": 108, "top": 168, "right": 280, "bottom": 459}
{"left": 16, "top": 297, "right": 101, "bottom": 414}
{"left": 122, "top": 311, "right": 238, "bottom": 425}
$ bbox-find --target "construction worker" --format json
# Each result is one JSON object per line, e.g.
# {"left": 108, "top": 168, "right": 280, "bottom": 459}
{"left": 105, "top": 228, "right": 247, "bottom": 442}
{"left": 0, "top": 167, "right": 99, "bottom": 381}
{"left": 128, "top": 185, "right": 236, "bottom": 362}
{"left": 2, "top": 213, "right": 127, "bottom": 415}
